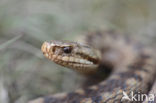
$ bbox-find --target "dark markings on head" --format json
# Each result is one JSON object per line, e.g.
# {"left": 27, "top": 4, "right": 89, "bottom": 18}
{"left": 52, "top": 46, "right": 73, "bottom": 53}
{"left": 76, "top": 52, "right": 99, "bottom": 64}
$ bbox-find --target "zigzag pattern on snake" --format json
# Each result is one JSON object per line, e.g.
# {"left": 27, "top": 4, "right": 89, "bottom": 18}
{"left": 29, "top": 30, "right": 156, "bottom": 103}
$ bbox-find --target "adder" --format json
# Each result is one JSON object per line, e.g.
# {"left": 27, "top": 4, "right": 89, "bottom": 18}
{"left": 29, "top": 30, "right": 156, "bottom": 103}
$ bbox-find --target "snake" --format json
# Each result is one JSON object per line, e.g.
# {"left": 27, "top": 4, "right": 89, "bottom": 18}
{"left": 29, "top": 30, "right": 156, "bottom": 103}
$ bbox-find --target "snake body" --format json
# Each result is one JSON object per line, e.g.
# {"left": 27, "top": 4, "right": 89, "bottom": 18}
{"left": 29, "top": 30, "right": 156, "bottom": 103}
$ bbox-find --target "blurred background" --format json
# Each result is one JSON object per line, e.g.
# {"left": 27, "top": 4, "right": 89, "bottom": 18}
{"left": 0, "top": 0, "right": 156, "bottom": 103}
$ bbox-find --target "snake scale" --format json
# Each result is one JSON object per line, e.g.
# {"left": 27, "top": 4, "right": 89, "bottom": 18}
{"left": 29, "top": 30, "right": 156, "bottom": 103}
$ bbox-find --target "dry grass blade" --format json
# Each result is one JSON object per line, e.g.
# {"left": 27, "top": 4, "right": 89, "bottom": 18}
{"left": 0, "top": 35, "right": 23, "bottom": 51}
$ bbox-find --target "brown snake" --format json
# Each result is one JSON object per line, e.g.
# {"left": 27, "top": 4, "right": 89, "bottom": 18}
{"left": 29, "top": 30, "right": 156, "bottom": 103}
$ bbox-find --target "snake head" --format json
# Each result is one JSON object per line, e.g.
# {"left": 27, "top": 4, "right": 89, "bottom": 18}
{"left": 41, "top": 40, "right": 101, "bottom": 74}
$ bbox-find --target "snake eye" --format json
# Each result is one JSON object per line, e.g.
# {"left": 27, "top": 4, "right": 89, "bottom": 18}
{"left": 63, "top": 47, "right": 72, "bottom": 53}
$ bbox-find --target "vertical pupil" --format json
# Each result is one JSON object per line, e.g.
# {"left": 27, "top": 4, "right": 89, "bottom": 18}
{"left": 63, "top": 47, "right": 71, "bottom": 53}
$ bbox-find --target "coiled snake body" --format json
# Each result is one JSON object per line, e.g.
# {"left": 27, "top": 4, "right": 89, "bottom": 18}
{"left": 29, "top": 30, "right": 156, "bottom": 103}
